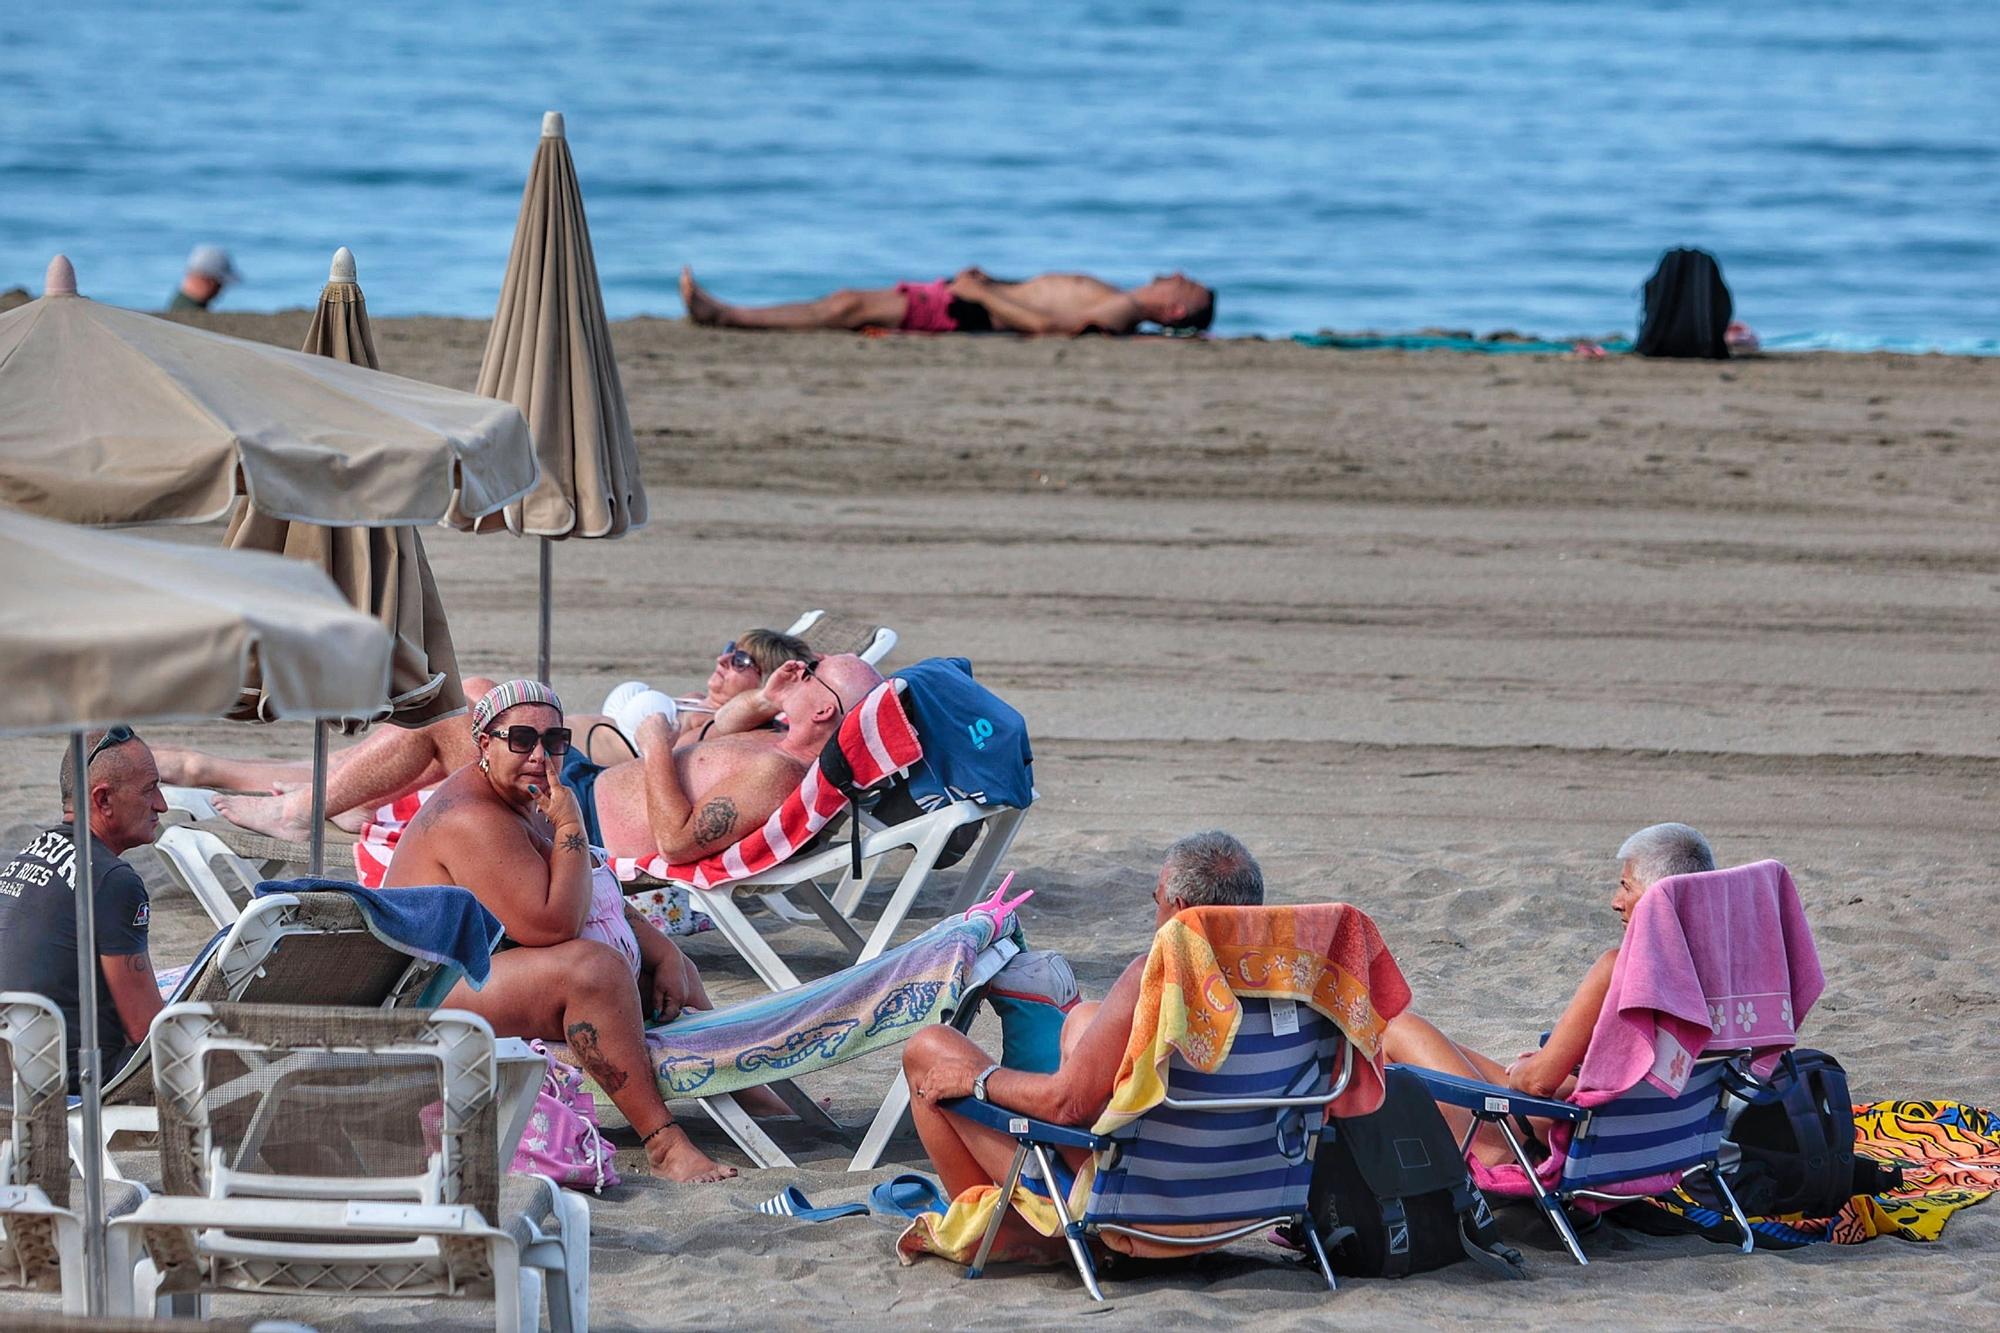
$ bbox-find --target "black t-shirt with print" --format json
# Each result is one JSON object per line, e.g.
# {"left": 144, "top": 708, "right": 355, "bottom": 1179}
{"left": 0, "top": 826, "right": 151, "bottom": 1086}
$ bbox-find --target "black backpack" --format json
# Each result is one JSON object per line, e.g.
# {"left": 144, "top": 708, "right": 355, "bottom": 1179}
{"left": 1635, "top": 247, "right": 1733, "bottom": 359}
{"left": 1617, "top": 1049, "right": 1901, "bottom": 1246}
{"left": 1295, "top": 1066, "right": 1527, "bottom": 1280}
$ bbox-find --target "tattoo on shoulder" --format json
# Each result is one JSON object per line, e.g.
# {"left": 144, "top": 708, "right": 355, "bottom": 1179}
{"left": 694, "top": 797, "right": 738, "bottom": 845}
{"left": 562, "top": 831, "right": 587, "bottom": 853}
{"left": 565, "top": 1020, "right": 627, "bottom": 1093}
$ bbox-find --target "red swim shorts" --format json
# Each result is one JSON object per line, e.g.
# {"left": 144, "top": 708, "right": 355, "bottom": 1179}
{"left": 895, "top": 279, "right": 958, "bottom": 333}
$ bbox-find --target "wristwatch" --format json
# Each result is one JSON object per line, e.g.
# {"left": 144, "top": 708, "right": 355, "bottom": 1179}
{"left": 972, "top": 1063, "right": 1002, "bottom": 1102}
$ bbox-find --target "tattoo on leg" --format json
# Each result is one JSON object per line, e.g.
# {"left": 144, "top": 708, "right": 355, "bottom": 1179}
{"left": 694, "top": 796, "right": 738, "bottom": 845}
{"left": 565, "top": 1020, "right": 628, "bottom": 1094}
{"left": 562, "top": 830, "right": 587, "bottom": 853}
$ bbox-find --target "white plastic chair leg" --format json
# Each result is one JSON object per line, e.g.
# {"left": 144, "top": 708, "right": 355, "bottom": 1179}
{"left": 692, "top": 889, "right": 804, "bottom": 992}
{"left": 492, "top": 1243, "right": 530, "bottom": 1333}
{"left": 849, "top": 1070, "right": 913, "bottom": 1172}
{"left": 552, "top": 1189, "right": 590, "bottom": 1333}
{"left": 697, "top": 1094, "right": 793, "bottom": 1169}
{"left": 859, "top": 820, "right": 958, "bottom": 962}
{"left": 947, "top": 806, "right": 1027, "bottom": 916}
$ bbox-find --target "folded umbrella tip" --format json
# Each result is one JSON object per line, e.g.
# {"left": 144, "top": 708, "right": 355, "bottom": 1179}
{"left": 44, "top": 253, "right": 76, "bottom": 296}
{"left": 541, "top": 109, "right": 565, "bottom": 139}
{"left": 329, "top": 246, "right": 357, "bottom": 284}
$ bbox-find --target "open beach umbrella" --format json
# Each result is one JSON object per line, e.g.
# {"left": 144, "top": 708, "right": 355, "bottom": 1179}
{"left": 0, "top": 255, "right": 539, "bottom": 528}
{"left": 0, "top": 253, "right": 535, "bottom": 871}
{"left": 0, "top": 505, "right": 393, "bottom": 1317}
{"left": 223, "top": 247, "right": 468, "bottom": 732}
{"left": 472, "top": 110, "right": 648, "bottom": 680}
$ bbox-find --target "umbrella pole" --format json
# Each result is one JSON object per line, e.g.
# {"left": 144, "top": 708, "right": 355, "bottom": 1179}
{"left": 309, "top": 720, "right": 328, "bottom": 876}
{"left": 537, "top": 536, "right": 553, "bottom": 684}
{"left": 69, "top": 731, "right": 108, "bottom": 1317}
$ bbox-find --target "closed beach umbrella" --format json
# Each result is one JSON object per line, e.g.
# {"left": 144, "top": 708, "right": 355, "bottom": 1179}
{"left": 474, "top": 110, "right": 648, "bottom": 679}
{"left": 223, "top": 247, "right": 466, "bottom": 731}
{"left": 0, "top": 255, "right": 538, "bottom": 529}
{"left": 0, "top": 506, "right": 392, "bottom": 1317}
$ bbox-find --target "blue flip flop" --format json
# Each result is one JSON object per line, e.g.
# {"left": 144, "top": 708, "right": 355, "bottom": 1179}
{"left": 754, "top": 1186, "right": 868, "bottom": 1223}
{"left": 869, "top": 1172, "right": 949, "bottom": 1218}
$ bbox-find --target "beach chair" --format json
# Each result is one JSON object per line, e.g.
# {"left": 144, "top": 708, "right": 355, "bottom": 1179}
{"left": 1396, "top": 859, "right": 1821, "bottom": 1264}
{"left": 790, "top": 607, "right": 898, "bottom": 666}
{"left": 0, "top": 994, "right": 145, "bottom": 1314}
{"left": 944, "top": 997, "right": 1356, "bottom": 1300}
{"left": 111, "top": 1002, "right": 586, "bottom": 1332}
{"left": 566, "top": 903, "right": 1025, "bottom": 1172}
{"left": 72, "top": 889, "right": 455, "bottom": 1181}
{"left": 153, "top": 814, "right": 367, "bottom": 930}
{"left": 1401, "top": 1055, "right": 1767, "bottom": 1263}
{"left": 619, "top": 677, "right": 1033, "bottom": 992}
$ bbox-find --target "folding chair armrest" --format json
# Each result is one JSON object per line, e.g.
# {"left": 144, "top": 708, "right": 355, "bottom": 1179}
{"left": 939, "top": 1096, "right": 1107, "bottom": 1150}
{"left": 1391, "top": 1064, "right": 1585, "bottom": 1122}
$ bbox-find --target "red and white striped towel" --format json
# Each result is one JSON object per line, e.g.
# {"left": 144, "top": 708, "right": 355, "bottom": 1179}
{"left": 352, "top": 679, "right": 922, "bottom": 892}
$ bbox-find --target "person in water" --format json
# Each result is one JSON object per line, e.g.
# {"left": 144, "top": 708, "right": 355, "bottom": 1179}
{"left": 680, "top": 265, "right": 1214, "bottom": 336}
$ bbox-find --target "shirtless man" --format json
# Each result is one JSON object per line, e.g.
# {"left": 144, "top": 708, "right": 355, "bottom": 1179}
{"left": 902, "top": 831, "right": 1263, "bottom": 1259}
{"left": 154, "top": 629, "right": 810, "bottom": 842}
{"left": 588, "top": 653, "right": 883, "bottom": 862}
{"left": 681, "top": 265, "right": 1215, "bottom": 337}
{"left": 1381, "top": 822, "right": 1717, "bottom": 1164}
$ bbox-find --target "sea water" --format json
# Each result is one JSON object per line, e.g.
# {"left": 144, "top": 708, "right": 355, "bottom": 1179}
{"left": 3, "top": 1, "right": 1994, "bottom": 341}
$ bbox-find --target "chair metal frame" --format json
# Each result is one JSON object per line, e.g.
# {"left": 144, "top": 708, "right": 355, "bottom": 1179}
{"left": 943, "top": 1029, "right": 1356, "bottom": 1301}
{"left": 1403, "top": 1050, "right": 1772, "bottom": 1264}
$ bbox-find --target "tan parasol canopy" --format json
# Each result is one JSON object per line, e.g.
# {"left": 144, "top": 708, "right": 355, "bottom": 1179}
{"left": 475, "top": 111, "right": 648, "bottom": 679}
{"left": 0, "top": 255, "right": 538, "bottom": 529}
{"left": 223, "top": 248, "right": 466, "bottom": 728}
{"left": 0, "top": 502, "right": 393, "bottom": 1317}
{"left": 476, "top": 110, "right": 647, "bottom": 541}
{"left": 0, "top": 505, "right": 393, "bottom": 736}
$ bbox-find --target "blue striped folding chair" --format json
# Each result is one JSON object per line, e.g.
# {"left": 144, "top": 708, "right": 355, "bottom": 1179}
{"left": 1403, "top": 1052, "right": 1774, "bottom": 1264}
{"left": 943, "top": 998, "right": 1355, "bottom": 1301}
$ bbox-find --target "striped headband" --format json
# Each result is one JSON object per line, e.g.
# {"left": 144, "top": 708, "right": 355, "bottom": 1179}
{"left": 471, "top": 679, "right": 563, "bottom": 734}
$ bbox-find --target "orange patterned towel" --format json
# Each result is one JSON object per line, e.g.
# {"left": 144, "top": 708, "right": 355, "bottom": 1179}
{"left": 1102, "top": 902, "right": 1413, "bottom": 1133}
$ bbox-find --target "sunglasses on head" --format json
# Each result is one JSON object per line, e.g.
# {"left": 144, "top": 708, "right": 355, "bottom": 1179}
{"left": 485, "top": 724, "right": 572, "bottom": 757}
{"left": 719, "top": 642, "right": 757, "bottom": 672}
{"left": 87, "top": 725, "right": 139, "bottom": 766}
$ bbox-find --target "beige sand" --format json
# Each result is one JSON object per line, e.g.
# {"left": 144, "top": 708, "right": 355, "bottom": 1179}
{"left": 2, "top": 316, "right": 1994, "bottom": 1328}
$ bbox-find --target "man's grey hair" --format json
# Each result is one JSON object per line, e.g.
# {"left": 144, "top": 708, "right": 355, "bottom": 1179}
{"left": 1617, "top": 822, "right": 1715, "bottom": 888}
{"left": 1161, "top": 830, "right": 1265, "bottom": 908}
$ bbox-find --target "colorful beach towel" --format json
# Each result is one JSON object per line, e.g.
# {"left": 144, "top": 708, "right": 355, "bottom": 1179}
{"left": 561, "top": 908, "right": 1020, "bottom": 1111}
{"left": 898, "top": 903, "right": 1412, "bottom": 1266}
{"left": 1293, "top": 332, "right": 1632, "bottom": 355}
{"left": 1638, "top": 1100, "right": 1999, "bottom": 1245}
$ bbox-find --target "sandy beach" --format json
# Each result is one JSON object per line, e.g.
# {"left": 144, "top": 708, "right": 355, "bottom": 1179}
{"left": 2, "top": 316, "right": 1994, "bottom": 1329}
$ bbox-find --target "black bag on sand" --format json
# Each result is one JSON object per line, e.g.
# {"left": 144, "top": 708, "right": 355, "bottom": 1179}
{"left": 1615, "top": 1048, "right": 1903, "bottom": 1247}
{"left": 1635, "top": 247, "right": 1733, "bottom": 358}
{"left": 1293, "top": 1066, "right": 1527, "bottom": 1279}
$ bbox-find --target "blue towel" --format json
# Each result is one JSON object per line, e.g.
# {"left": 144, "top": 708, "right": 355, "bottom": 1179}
{"left": 254, "top": 878, "right": 503, "bottom": 989}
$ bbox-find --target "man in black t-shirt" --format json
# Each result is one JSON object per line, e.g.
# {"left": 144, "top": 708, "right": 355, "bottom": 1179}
{"left": 0, "top": 727, "right": 167, "bottom": 1088}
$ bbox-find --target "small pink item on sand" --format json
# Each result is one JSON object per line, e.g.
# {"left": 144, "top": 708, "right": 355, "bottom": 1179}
{"left": 1725, "top": 320, "right": 1760, "bottom": 352}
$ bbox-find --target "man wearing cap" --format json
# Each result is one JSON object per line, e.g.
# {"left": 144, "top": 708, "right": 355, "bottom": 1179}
{"left": 0, "top": 728, "right": 168, "bottom": 1089}
{"left": 168, "top": 244, "right": 240, "bottom": 312}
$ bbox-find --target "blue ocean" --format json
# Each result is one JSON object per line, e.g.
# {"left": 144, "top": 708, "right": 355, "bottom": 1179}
{"left": 4, "top": 2, "right": 1995, "bottom": 342}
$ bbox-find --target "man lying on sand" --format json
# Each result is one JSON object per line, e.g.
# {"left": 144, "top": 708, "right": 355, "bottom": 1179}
{"left": 1381, "top": 821, "right": 1717, "bottom": 1163}
{"left": 381, "top": 678, "right": 841, "bottom": 1182}
{"left": 903, "top": 830, "right": 1262, "bottom": 1258}
{"left": 681, "top": 265, "right": 1214, "bottom": 337}
{"left": 153, "top": 628, "right": 813, "bottom": 842}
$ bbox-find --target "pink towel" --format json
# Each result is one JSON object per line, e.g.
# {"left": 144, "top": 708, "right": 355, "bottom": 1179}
{"left": 1575, "top": 859, "right": 1823, "bottom": 1104}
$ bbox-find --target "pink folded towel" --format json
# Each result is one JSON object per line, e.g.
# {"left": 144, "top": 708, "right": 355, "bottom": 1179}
{"left": 1575, "top": 859, "right": 1824, "bottom": 1104}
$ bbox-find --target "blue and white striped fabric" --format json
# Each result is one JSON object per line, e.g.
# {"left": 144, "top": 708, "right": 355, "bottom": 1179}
{"left": 1558, "top": 1061, "right": 1730, "bottom": 1191}
{"left": 1079, "top": 999, "right": 1342, "bottom": 1227}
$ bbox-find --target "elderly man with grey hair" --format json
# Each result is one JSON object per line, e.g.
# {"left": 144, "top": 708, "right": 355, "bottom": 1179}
{"left": 902, "top": 830, "right": 1263, "bottom": 1260}
{"left": 1382, "top": 821, "right": 1717, "bottom": 1166}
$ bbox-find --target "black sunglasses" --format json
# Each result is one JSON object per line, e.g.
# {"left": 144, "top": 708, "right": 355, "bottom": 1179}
{"left": 798, "top": 659, "right": 845, "bottom": 723}
{"left": 485, "top": 724, "right": 572, "bottom": 757}
{"left": 719, "top": 642, "right": 757, "bottom": 672}
{"left": 87, "top": 725, "right": 139, "bottom": 766}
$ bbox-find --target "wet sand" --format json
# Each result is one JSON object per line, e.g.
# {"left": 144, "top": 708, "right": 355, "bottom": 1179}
{"left": 2, "top": 316, "right": 1994, "bottom": 1328}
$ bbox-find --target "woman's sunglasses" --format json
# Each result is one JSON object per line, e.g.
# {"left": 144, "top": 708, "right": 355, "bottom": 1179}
{"left": 719, "top": 642, "right": 757, "bottom": 672}
{"left": 485, "top": 724, "right": 572, "bottom": 757}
